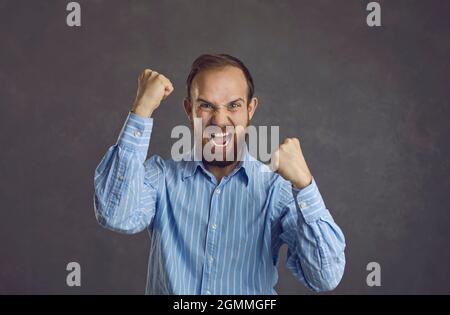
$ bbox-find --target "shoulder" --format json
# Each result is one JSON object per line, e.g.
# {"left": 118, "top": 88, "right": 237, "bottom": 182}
{"left": 247, "top": 155, "right": 288, "bottom": 189}
{"left": 143, "top": 154, "right": 194, "bottom": 180}
{"left": 246, "top": 157, "right": 294, "bottom": 222}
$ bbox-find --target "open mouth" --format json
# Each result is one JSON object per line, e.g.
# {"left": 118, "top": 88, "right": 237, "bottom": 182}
{"left": 208, "top": 131, "right": 233, "bottom": 147}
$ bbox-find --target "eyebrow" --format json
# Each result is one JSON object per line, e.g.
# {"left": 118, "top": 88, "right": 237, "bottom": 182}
{"left": 196, "top": 98, "right": 245, "bottom": 105}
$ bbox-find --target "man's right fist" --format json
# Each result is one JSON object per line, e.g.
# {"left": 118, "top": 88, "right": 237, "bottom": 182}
{"left": 131, "top": 69, "right": 174, "bottom": 117}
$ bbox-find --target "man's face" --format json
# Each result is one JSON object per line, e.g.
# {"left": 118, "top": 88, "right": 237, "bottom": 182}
{"left": 184, "top": 66, "right": 258, "bottom": 166}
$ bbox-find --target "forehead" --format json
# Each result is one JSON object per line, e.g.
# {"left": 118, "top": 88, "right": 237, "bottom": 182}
{"left": 191, "top": 66, "right": 247, "bottom": 103}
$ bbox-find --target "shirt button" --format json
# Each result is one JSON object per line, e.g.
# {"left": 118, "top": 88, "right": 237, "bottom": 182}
{"left": 212, "top": 224, "right": 217, "bottom": 230}
{"left": 216, "top": 188, "right": 221, "bottom": 194}
{"left": 205, "top": 290, "right": 211, "bottom": 295}
{"left": 209, "top": 256, "right": 214, "bottom": 263}
{"left": 134, "top": 130, "right": 142, "bottom": 137}
{"left": 118, "top": 175, "right": 124, "bottom": 181}
{"left": 299, "top": 201, "right": 307, "bottom": 209}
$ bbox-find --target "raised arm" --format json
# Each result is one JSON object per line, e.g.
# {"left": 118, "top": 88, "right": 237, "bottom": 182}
{"left": 93, "top": 69, "right": 174, "bottom": 234}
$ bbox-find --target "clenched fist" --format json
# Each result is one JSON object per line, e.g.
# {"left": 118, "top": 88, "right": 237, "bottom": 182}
{"left": 131, "top": 69, "right": 174, "bottom": 117}
{"left": 270, "top": 138, "right": 313, "bottom": 189}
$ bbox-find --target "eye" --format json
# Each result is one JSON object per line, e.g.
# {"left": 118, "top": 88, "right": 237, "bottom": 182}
{"left": 199, "top": 103, "right": 213, "bottom": 110}
{"left": 228, "top": 103, "right": 241, "bottom": 110}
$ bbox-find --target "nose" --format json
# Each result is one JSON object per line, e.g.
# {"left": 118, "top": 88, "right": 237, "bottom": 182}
{"left": 211, "top": 106, "right": 230, "bottom": 128}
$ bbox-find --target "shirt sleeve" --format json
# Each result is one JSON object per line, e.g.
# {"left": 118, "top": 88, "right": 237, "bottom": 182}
{"left": 93, "top": 112, "right": 165, "bottom": 234}
{"left": 272, "top": 177, "right": 346, "bottom": 292}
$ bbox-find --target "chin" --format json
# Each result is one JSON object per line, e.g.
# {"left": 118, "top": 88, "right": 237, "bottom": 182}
{"left": 202, "top": 159, "right": 237, "bottom": 168}
{"left": 202, "top": 145, "right": 237, "bottom": 165}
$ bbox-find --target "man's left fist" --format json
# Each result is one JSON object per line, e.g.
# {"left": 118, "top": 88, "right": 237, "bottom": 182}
{"left": 271, "top": 138, "right": 313, "bottom": 189}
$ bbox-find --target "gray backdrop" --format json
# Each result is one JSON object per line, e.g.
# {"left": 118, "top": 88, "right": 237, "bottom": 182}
{"left": 1, "top": 0, "right": 449, "bottom": 294}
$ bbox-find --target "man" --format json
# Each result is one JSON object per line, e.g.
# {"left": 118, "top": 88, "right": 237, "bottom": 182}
{"left": 94, "top": 54, "right": 345, "bottom": 294}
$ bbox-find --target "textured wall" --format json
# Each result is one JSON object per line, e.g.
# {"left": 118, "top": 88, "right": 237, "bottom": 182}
{"left": 0, "top": 0, "right": 449, "bottom": 294}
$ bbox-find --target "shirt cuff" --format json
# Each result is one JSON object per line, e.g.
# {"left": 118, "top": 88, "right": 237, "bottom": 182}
{"left": 293, "top": 177, "right": 328, "bottom": 223}
{"left": 117, "top": 111, "right": 153, "bottom": 154}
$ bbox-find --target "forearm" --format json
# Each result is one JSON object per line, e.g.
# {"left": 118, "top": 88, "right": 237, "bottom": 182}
{"left": 278, "top": 178, "right": 346, "bottom": 292}
{"left": 293, "top": 179, "right": 346, "bottom": 291}
{"left": 93, "top": 112, "right": 157, "bottom": 234}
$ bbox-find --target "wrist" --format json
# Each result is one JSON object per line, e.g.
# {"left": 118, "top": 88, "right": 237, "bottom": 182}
{"left": 131, "top": 104, "right": 154, "bottom": 118}
{"left": 292, "top": 175, "right": 312, "bottom": 190}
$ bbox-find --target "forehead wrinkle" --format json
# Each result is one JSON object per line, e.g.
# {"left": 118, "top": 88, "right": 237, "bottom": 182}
{"left": 191, "top": 67, "right": 247, "bottom": 105}
{"left": 196, "top": 97, "right": 244, "bottom": 107}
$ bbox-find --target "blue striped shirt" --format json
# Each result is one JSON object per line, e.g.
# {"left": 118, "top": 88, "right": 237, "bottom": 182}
{"left": 93, "top": 112, "right": 346, "bottom": 294}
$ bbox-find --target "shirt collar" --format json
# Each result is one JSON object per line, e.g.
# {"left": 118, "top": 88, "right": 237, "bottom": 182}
{"left": 181, "top": 145, "right": 253, "bottom": 186}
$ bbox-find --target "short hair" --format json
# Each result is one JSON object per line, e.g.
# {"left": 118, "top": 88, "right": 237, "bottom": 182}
{"left": 186, "top": 53, "right": 255, "bottom": 103}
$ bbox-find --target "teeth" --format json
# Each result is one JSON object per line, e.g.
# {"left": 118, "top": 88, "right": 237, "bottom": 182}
{"left": 209, "top": 132, "right": 232, "bottom": 147}
{"left": 211, "top": 132, "right": 229, "bottom": 138}
{"left": 211, "top": 138, "right": 229, "bottom": 147}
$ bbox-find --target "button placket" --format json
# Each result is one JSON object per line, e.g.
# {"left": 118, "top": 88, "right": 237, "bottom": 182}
{"left": 209, "top": 185, "right": 224, "bottom": 284}
{"left": 201, "top": 185, "right": 221, "bottom": 294}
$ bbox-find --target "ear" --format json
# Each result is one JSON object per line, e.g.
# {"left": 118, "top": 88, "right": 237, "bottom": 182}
{"left": 247, "top": 96, "right": 258, "bottom": 121}
{"left": 183, "top": 97, "right": 193, "bottom": 122}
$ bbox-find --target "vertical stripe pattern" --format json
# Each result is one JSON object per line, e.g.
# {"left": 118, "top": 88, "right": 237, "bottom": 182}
{"left": 94, "top": 112, "right": 346, "bottom": 294}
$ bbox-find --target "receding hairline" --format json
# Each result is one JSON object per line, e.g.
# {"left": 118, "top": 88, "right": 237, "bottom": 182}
{"left": 189, "top": 65, "right": 250, "bottom": 101}
{"left": 186, "top": 53, "right": 255, "bottom": 102}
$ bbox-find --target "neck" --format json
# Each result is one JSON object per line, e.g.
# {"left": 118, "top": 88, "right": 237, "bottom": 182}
{"left": 199, "top": 142, "right": 248, "bottom": 183}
